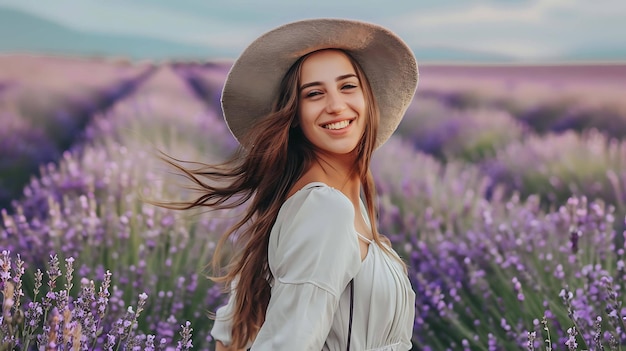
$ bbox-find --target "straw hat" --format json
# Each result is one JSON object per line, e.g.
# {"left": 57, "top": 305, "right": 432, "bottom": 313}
{"left": 222, "top": 18, "right": 418, "bottom": 148}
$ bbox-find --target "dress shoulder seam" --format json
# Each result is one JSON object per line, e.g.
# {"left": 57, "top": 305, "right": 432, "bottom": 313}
{"left": 275, "top": 277, "right": 341, "bottom": 297}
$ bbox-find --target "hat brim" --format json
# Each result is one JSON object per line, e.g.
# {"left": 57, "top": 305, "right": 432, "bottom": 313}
{"left": 222, "top": 18, "right": 418, "bottom": 148}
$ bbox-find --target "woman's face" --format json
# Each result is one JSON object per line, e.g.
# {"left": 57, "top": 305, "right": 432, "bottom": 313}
{"left": 297, "top": 50, "right": 366, "bottom": 156}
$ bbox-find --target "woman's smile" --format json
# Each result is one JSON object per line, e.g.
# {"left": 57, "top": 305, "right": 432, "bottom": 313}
{"left": 321, "top": 118, "right": 355, "bottom": 130}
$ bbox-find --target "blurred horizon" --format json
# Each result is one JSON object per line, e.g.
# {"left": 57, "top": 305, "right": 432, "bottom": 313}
{"left": 1, "top": 0, "right": 626, "bottom": 64}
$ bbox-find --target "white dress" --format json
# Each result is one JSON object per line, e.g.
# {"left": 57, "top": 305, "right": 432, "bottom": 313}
{"left": 211, "top": 182, "right": 415, "bottom": 350}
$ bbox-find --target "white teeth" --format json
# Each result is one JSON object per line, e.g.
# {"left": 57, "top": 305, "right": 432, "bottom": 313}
{"left": 323, "top": 120, "right": 350, "bottom": 130}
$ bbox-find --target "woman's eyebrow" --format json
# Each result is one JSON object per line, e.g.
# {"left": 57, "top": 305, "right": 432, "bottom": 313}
{"left": 299, "top": 73, "right": 358, "bottom": 91}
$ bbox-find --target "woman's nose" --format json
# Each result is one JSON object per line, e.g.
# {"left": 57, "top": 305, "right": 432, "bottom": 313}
{"left": 325, "top": 91, "right": 347, "bottom": 114}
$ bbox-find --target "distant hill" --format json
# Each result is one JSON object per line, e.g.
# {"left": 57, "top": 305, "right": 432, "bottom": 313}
{"left": 411, "top": 44, "right": 515, "bottom": 63}
{"left": 0, "top": 6, "right": 224, "bottom": 61}
{"left": 0, "top": 6, "right": 525, "bottom": 63}
{"left": 565, "top": 45, "right": 626, "bottom": 63}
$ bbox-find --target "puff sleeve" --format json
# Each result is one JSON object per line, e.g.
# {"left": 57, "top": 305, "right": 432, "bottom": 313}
{"left": 210, "top": 286, "right": 235, "bottom": 346}
{"left": 251, "top": 185, "right": 362, "bottom": 350}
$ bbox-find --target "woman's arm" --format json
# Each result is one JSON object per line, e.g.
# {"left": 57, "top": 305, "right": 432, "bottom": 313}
{"left": 251, "top": 186, "right": 362, "bottom": 349}
{"left": 212, "top": 280, "right": 248, "bottom": 349}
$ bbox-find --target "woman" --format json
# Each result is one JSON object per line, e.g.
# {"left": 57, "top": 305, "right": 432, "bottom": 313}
{"left": 167, "top": 19, "right": 418, "bottom": 350}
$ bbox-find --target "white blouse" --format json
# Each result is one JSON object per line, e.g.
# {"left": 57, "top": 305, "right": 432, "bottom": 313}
{"left": 211, "top": 182, "right": 415, "bottom": 350}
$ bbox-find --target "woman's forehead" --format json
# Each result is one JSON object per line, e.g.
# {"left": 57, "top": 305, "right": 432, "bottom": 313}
{"left": 300, "top": 50, "right": 357, "bottom": 82}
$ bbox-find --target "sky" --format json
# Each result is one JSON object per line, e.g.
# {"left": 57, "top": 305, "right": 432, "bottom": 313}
{"left": 1, "top": 0, "right": 625, "bottom": 63}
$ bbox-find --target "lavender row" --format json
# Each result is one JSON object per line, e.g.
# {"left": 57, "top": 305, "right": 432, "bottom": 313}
{"left": 416, "top": 65, "right": 626, "bottom": 140}
{"left": 418, "top": 88, "right": 626, "bottom": 140}
{"left": 172, "top": 62, "right": 231, "bottom": 113}
{"left": 0, "top": 58, "right": 156, "bottom": 210}
{"left": 82, "top": 65, "right": 237, "bottom": 156}
{"left": 1, "top": 65, "right": 241, "bottom": 349}
{"left": 482, "top": 129, "right": 626, "bottom": 217}
{"left": 395, "top": 96, "right": 528, "bottom": 162}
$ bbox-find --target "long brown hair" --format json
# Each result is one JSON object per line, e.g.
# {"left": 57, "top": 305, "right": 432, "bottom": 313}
{"left": 160, "top": 49, "right": 393, "bottom": 348}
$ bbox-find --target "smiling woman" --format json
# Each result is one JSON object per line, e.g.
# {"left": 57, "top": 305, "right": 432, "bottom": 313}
{"left": 155, "top": 18, "right": 418, "bottom": 350}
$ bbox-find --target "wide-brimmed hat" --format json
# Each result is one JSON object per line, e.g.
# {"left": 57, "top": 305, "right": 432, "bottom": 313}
{"left": 221, "top": 18, "right": 418, "bottom": 148}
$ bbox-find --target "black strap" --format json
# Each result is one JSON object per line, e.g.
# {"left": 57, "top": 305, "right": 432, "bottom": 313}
{"left": 347, "top": 279, "right": 354, "bottom": 351}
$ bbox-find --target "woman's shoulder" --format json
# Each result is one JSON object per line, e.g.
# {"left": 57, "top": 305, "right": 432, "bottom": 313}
{"left": 280, "top": 181, "right": 353, "bottom": 218}
{"left": 272, "top": 181, "right": 358, "bottom": 248}
{"left": 283, "top": 181, "right": 352, "bottom": 209}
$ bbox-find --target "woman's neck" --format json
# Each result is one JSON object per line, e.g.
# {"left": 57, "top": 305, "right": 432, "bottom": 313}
{"left": 299, "top": 152, "right": 362, "bottom": 204}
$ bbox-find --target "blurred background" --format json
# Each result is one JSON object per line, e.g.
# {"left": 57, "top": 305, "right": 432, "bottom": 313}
{"left": 2, "top": 1, "right": 626, "bottom": 350}
{"left": 1, "top": 0, "right": 626, "bottom": 63}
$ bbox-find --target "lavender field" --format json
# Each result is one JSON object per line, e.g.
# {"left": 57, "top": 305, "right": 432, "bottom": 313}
{"left": 1, "top": 54, "right": 626, "bottom": 350}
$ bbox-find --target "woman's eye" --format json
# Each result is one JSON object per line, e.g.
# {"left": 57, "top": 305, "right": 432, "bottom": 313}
{"left": 342, "top": 83, "right": 358, "bottom": 90}
{"left": 305, "top": 91, "right": 322, "bottom": 98}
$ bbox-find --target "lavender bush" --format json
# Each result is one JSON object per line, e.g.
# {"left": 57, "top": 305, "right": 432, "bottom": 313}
{"left": 417, "top": 88, "right": 487, "bottom": 110}
{"left": 0, "top": 250, "right": 195, "bottom": 350}
{"left": 549, "top": 103, "right": 626, "bottom": 140}
{"left": 482, "top": 129, "right": 626, "bottom": 208}
{"left": 0, "top": 111, "right": 59, "bottom": 206}
{"left": 372, "top": 137, "right": 493, "bottom": 238}
{"left": 397, "top": 97, "right": 527, "bottom": 162}
{"left": 505, "top": 95, "right": 626, "bottom": 140}
{"left": 374, "top": 137, "right": 626, "bottom": 350}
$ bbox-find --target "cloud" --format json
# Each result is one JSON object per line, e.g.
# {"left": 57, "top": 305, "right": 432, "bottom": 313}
{"left": 400, "top": 0, "right": 626, "bottom": 27}
{"left": 391, "top": 0, "right": 626, "bottom": 61}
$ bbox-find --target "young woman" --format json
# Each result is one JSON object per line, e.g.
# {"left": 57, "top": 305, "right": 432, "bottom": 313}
{"left": 167, "top": 19, "right": 418, "bottom": 350}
